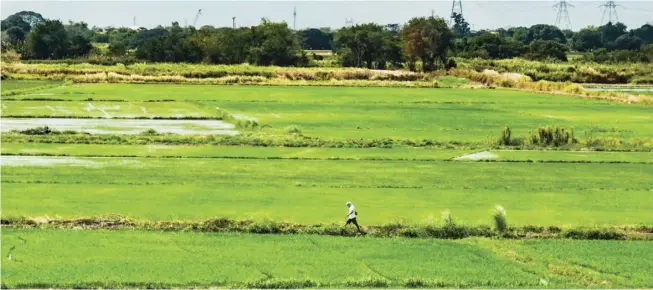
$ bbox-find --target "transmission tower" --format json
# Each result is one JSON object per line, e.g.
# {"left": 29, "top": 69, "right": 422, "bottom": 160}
{"left": 345, "top": 18, "right": 354, "bottom": 27}
{"left": 193, "top": 9, "right": 202, "bottom": 27}
{"left": 292, "top": 6, "right": 297, "bottom": 30}
{"left": 599, "top": 0, "right": 621, "bottom": 25}
{"left": 553, "top": 0, "right": 573, "bottom": 30}
{"left": 232, "top": 17, "right": 236, "bottom": 29}
{"left": 451, "top": 0, "right": 463, "bottom": 18}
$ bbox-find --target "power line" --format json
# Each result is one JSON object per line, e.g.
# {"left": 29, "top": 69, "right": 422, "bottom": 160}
{"left": 599, "top": 0, "right": 622, "bottom": 25}
{"left": 553, "top": 0, "right": 573, "bottom": 30}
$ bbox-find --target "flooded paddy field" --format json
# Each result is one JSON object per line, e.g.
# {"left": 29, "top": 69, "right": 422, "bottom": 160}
{"left": 1, "top": 100, "right": 219, "bottom": 118}
{"left": 0, "top": 118, "right": 237, "bottom": 135}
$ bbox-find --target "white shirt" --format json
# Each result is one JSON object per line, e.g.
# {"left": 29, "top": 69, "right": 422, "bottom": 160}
{"left": 347, "top": 205, "right": 357, "bottom": 219}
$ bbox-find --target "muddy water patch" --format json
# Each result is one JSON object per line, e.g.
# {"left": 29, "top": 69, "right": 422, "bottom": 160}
{"left": 0, "top": 156, "right": 145, "bottom": 167}
{"left": 0, "top": 156, "right": 99, "bottom": 167}
{"left": 1, "top": 118, "right": 238, "bottom": 135}
{"left": 454, "top": 151, "right": 498, "bottom": 161}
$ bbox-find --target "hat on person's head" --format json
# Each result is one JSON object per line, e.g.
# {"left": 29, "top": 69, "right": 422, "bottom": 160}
{"left": 346, "top": 202, "right": 352, "bottom": 207}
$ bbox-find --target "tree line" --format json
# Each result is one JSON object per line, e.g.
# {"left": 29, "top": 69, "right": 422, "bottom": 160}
{"left": 2, "top": 10, "right": 653, "bottom": 71}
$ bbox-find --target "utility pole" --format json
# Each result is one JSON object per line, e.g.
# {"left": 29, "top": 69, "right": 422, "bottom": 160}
{"left": 293, "top": 6, "right": 297, "bottom": 30}
{"left": 599, "top": 0, "right": 621, "bottom": 25}
{"left": 553, "top": 0, "right": 573, "bottom": 30}
{"left": 232, "top": 17, "right": 236, "bottom": 29}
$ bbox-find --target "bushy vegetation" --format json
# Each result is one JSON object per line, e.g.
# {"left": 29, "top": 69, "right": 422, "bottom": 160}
{"left": 493, "top": 205, "right": 508, "bottom": 233}
{"left": 3, "top": 215, "right": 649, "bottom": 240}
{"left": 456, "top": 58, "right": 653, "bottom": 84}
{"left": 6, "top": 9, "right": 651, "bottom": 72}
{"left": 528, "top": 126, "right": 577, "bottom": 146}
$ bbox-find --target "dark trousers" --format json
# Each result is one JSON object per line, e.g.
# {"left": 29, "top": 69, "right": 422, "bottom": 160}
{"left": 345, "top": 217, "right": 361, "bottom": 232}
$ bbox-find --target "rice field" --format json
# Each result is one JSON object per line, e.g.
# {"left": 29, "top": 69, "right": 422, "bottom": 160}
{"left": 1, "top": 79, "right": 652, "bottom": 288}
{"left": 3, "top": 83, "right": 653, "bottom": 141}
{"left": 1, "top": 100, "right": 219, "bottom": 118}
{"left": 3, "top": 229, "right": 652, "bottom": 288}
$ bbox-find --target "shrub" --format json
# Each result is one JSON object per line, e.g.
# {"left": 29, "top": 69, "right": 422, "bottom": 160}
{"left": 528, "top": 126, "right": 577, "bottom": 146}
{"left": 244, "top": 278, "right": 318, "bottom": 289}
{"left": 404, "top": 277, "right": 426, "bottom": 288}
{"left": 563, "top": 228, "right": 626, "bottom": 240}
{"left": 498, "top": 126, "right": 512, "bottom": 145}
{"left": 140, "top": 129, "right": 160, "bottom": 136}
{"left": 236, "top": 119, "right": 259, "bottom": 129}
{"left": 285, "top": 125, "right": 302, "bottom": 135}
{"left": 1, "top": 50, "right": 22, "bottom": 63}
{"left": 493, "top": 205, "right": 508, "bottom": 233}
{"left": 19, "top": 126, "right": 57, "bottom": 135}
{"left": 246, "top": 220, "right": 282, "bottom": 234}
{"left": 344, "top": 277, "right": 390, "bottom": 288}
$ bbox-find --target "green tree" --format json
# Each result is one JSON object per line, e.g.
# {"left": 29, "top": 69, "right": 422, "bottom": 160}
{"left": 571, "top": 27, "right": 602, "bottom": 52}
{"left": 611, "top": 34, "right": 643, "bottom": 51}
{"left": 4, "top": 26, "right": 26, "bottom": 47}
{"left": 247, "top": 19, "right": 302, "bottom": 66}
{"left": 526, "top": 40, "right": 568, "bottom": 61}
{"left": 299, "top": 28, "right": 333, "bottom": 50}
{"left": 632, "top": 24, "right": 653, "bottom": 44}
{"left": 509, "top": 27, "right": 530, "bottom": 44}
{"left": 451, "top": 12, "right": 470, "bottom": 38}
{"left": 401, "top": 16, "right": 453, "bottom": 72}
{"left": 68, "top": 35, "right": 93, "bottom": 57}
{"left": 1, "top": 11, "right": 43, "bottom": 32}
{"left": 334, "top": 23, "right": 399, "bottom": 68}
{"left": 65, "top": 21, "right": 93, "bottom": 57}
{"left": 599, "top": 22, "right": 628, "bottom": 46}
{"left": 26, "top": 19, "right": 69, "bottom": 59}
{"left": 526, "top": 24, "right": 567, "bottom": 44}
{"left": 108, "top": 41, "right": 126, "bottom": 56}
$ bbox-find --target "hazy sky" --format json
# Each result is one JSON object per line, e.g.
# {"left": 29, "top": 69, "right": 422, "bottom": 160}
{"left": 2, "top": 1, "right": 652, "bottom": 31}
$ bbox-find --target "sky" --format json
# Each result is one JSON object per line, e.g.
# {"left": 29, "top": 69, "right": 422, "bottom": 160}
{"left": 2, "top": 0, "right": 652, "bottom": 31}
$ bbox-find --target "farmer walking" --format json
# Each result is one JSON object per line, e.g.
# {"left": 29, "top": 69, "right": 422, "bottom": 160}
{"left": 344, "top": 201, "right": 362, "bottom": 233}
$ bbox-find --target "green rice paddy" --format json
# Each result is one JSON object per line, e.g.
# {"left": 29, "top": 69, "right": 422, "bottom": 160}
{"left": 2, "top": 229, "right": 652, "bottom": 288}
{"left": 1, "top": 80, "right": 652, "bottom": 288}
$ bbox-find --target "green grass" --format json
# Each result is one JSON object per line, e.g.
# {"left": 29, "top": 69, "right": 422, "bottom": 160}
{"left": 2, "top": 229, "right": 652, "bottom": 288}
{"left": 0, "top": 143, "right": 467, "bottom": 160}
{"left": 436, "top": 75, "right": 469, "bottom": 87}
{"left": 485, "top": 150, "right": 653, "bottom": 163}
{"left": 0, "top": 80, "right": 62, "bottom": 93}
{"left": 2, "top": 156, "right": 651, "bottom": 225}
{"left": 4, "top": 83, "right": 652, "bottom": 141}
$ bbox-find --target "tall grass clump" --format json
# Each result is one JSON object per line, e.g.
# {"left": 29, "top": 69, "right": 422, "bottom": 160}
{"left": 244, "top": 279, "right": 318, "bottom": 289}
{"left": 236, "top": 119, "right": 259, "bottom": 129}
{"left": 344, "top": 277, "right": 390, "bottom": 288}
{"left": 19, "top": 126, "right": 57, "bottom": 135}
{"left": 529, "top": 126, "right": 577, "bottom": 146}
{"left": 245, "top": 220, "right": 283, "bottom": 234}
{"left": 498, "top": 126, "right": 512, "bottom": 145}
{"left": 285, "top": 125, "right": 302, "bottom": 135}
{"left": 493, "top": 205, "right": 508, "bottom": 233}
